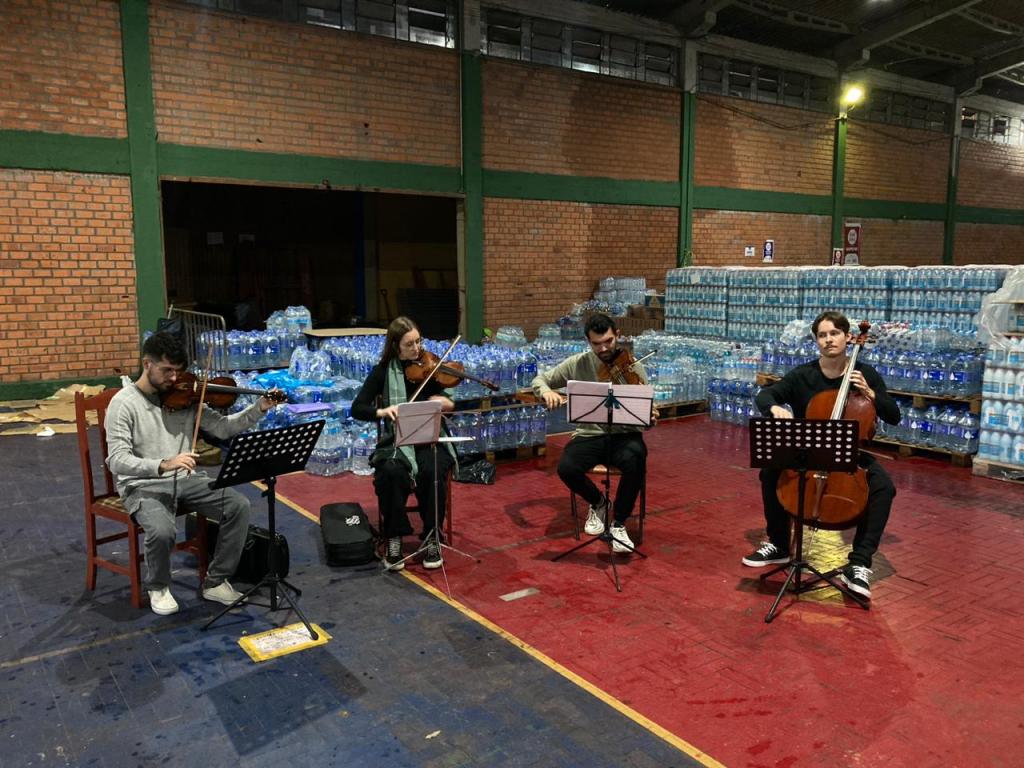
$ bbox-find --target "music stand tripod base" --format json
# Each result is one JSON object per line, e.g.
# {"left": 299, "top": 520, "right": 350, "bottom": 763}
{"left": 202, "top": 421, "right": 324, "bottom": 640}
{"left": 748, "top": 417, "right": 870, "bottom": 623}
{"left": 554, "top": 380, "right": 652, "bottom": 593}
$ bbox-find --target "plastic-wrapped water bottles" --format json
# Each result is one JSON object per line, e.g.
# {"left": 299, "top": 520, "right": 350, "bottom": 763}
{"left": 351, "top": 431, "right": 373, "bottom": 476}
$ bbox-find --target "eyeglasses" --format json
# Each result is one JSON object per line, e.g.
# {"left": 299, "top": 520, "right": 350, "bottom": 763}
{"left": 400, "top": 338, "right": 423, "bottom": 350}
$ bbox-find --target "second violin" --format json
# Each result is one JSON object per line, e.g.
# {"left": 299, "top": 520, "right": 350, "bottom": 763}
{"left": 405, "top": 349, "right": 499, "bottom": 393}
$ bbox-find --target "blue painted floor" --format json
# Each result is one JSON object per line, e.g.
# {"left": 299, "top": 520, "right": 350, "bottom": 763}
{"left": 0, "top": 433, "right": 696, "bottom": 767}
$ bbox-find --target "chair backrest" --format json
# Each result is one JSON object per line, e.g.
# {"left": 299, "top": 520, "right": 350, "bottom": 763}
{"left": 75, "top": 388, "right": 121, "bottom": 504}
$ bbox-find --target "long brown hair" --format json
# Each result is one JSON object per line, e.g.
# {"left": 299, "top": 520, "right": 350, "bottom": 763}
{"left": 379, "top": 316, "right": 420, "bottom": 366}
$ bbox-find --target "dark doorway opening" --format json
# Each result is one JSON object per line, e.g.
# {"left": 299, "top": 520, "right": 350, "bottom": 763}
{"left": 160, "top": 181, "right": 459, "bottom": 338}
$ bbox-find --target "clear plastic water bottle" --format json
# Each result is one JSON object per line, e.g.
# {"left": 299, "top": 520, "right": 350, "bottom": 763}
{"left": 907, "top": 406, "right": 925, "bottom": 445}
{"left": 351, "top": 431, "right": 374, "bottom": 476}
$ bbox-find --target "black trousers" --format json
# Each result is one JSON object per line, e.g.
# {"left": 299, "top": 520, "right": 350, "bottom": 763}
{"left": 759, "top": 457, "right": 896, "bottom": 568}
{"left": 373, "top": 446, "right": 455, "bottom": 539}
{"left": 557, "top": 433, "right": 647, "bottom": 524}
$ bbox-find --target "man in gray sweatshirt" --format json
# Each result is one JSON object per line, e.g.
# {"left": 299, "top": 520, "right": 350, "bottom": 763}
{"left": 105, "top": 332, "right": 278, "bottom": 616}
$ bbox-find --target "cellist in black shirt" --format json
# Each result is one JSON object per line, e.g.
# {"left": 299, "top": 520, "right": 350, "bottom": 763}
{"left": 741, "top": 311, "right": 901, "bottom": 599}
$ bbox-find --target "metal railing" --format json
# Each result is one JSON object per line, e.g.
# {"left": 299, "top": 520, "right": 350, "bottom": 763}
{"left": 167, "top": 305, "right": 228, "bottom": 371}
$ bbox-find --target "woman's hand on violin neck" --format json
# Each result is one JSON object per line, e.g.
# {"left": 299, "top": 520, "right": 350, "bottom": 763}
{"left": 428, "top": 395, "right": 455, "bottom": 412}
{"left": 160, "top": 452, "right": 199, "bottom": 474}
{"left": 542, "top": 391, "right": 566, "bottom": 410}
{"left": 377, "top": 405, "right": 400, "bottom": 422}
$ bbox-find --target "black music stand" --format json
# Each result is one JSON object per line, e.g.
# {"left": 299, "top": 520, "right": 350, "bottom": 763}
{"left": 386, "top": 402, "right": 478, "bottom": 595}
{"left": 748, "top": 417, "right": 870, "bottom": 623}
{"left": 553, "top": 380, "right": 652, "bottom": 592}
{"left": 202, "top": 420, "right": 324, "bottom": 639}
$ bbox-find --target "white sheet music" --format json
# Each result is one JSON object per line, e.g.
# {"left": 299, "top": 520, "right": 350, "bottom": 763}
{"left": 566, "top": 380, "right": 654, "bottom": 427}
{"left": 394, "top": 400, "right": 442, "bottom": 446}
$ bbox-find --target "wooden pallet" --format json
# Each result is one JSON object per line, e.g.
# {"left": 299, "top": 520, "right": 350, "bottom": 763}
{"left": 870, "top": 437, "right": 973, "bottom": 467}
{"left": 971, "top": 457, "right": 1024, "bottom": 484}
{"left": 656, "top": 399, "right": 707, "bottom": 420}
{"left": 485, "top": 444, "right": 546, "bottom": 463}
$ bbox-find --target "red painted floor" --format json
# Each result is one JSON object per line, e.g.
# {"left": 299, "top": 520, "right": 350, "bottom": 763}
{"left": 278, "top": 416, "right": 1024, "bottom": 768}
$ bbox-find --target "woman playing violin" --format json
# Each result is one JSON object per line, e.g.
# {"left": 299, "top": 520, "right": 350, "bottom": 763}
{"left": 351, "top": 316, "right": 455, "bottom": 571}
{"left": 531, "top": 313, "right": 650, "bottom": 554}
{"left": 104, "top": 332, "right": 279, "bottom": 617}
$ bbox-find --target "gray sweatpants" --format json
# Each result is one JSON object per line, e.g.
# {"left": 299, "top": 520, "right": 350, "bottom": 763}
{"left": 125, "top": 474, "right": 250, "bottom": 591}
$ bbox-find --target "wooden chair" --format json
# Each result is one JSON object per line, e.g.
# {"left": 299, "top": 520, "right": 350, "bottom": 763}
{"left": 568, "top": 465, "right": 647, "bottom": 543}
{"left": 75, "top": 388, "right": 208, "bottom": 609}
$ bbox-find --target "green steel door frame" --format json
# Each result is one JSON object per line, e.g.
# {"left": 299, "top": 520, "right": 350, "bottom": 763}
{"left": 460, "top": 51, "right": 484, "bottom": 343}
{"left": 943, "top": 97, "right": 962, "bottom": 266}
{"left": 121, "top": 0, "right": 166, "bottom": 338}
{"left": 679, "top": 91, "right": 696, "bottom": 266}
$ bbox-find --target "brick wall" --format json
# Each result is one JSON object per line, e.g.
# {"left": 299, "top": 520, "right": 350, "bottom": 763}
{"left": 483, "top": 199, "right": 677, "bottom": 335}
{"left": 694, "top": 95, "right": 833, "bottom": 195}
{"left": 482, "top": 60, "right": 680, "bottom": 181}
{"left": 149, "top": 0, "right": 459, "bottom": 166}
{"left": 953, "top": 224, "right": 1024, "bottom": 265}
{"left": 854, "top": 219, "right": 944, "bottom": 266}
{"left": 0, "top": 0, "right": 126, "bottom": 137}
{"left": 844, "top": 121, "right": 949, "bottom": 204}
{"left": 958, "top": 139, "right": 1024, "bottom": 210}
{"left": 692, "top": 210, "right": 831, "bottom": 266}
{"left": 0, "top": 170, "right": 138, "bottom": 383}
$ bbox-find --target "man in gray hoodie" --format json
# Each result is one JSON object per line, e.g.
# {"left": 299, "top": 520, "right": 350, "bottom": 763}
{"left": 104, "top": 332, "right": 278, "bottom": 616}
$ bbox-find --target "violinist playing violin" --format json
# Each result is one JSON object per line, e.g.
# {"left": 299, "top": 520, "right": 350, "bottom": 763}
{"left": 742, "top": 311, "right": 900, "bottom": 600}
{"left": 104, "top": 332, "right": 279, "bottom": 616}
{"left": 351, "top": 316, "right": 455, "bottom": 571}
{"left": 531, "top": 313, "right": 652, "bottom": 554}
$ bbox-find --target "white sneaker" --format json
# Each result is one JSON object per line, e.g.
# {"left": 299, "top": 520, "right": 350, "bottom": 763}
{"left": 148, "top": 587, "right": 179, "bottom": 616}
{"left": 202, "top": 580, "right": 245, "bottom": 606}
{"left": 610, "top": 524, "right": 634, "bottom": 554}
{"left": 583, "top": 500, "right": 608, "bottom": 535}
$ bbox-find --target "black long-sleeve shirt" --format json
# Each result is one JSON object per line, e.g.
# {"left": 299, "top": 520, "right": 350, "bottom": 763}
{"left": 351, "top": 361, "right": 449, "bottom": 423}
{"left": 755, "top": 360, "right": 901, "bottom": 426}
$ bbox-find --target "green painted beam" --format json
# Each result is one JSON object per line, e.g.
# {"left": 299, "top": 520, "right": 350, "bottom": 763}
{"left": 679, "top": 92, "right": 696, "bottom": 266}
{"left": 0, "top": 130, "right": 129, "bottom": 174}
{"left": 121, "top": 0, "right": 166, "bottom": 338}
{"left": 694, "top": 186, "right": 831, "bottom": 215}
{"left": 956, "top": 205, "right": 1024, "bottom": 226}
{"left": 461, "top": 52, "right": 484, "bottom": 342}
{"left": 483, "top": 170, "right": 680, "bottom": 207}
{"left": 943, "top": 133, "right": 960, "bottom": 265}
{"left": 844, "top": 198, "right": 947, "bottom": 221}
{"left": 0, "top": 376, "right": 121, "bottom": 402}
{"left": 158, "top": 143, "right": 463, "bottom": 194}
{"left": 831, "top": 116, "right": 847, "bottom": 248}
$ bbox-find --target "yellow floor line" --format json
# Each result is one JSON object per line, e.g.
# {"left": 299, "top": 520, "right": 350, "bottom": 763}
{"left": 272, "top": 487, "right": 725, "bottom": 768}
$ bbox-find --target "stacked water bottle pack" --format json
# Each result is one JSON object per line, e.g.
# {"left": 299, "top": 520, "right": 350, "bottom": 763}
{"left": 664, "top": 267, "right": 728, "bottom": 338}
{"left": 890, "top": 266, "right": 1008, "bottom": 335}
{"left": 594, "top": 276, "right": 648, "bottom": 306}
{"left": 445, "top": 405, "right": 549, "bottom": 457}
{"left": 880, "top": 398, "right": 980, "bottom": 456}
{"left": 799, "top": 267, "right": 895, "bottom": 326}
{"left": 979, "top": 338, "right": 1024, "bottom": 465}
{"left": 707, "top": 378, "right": 762, "bottom": 424}
{"left": 727, "top": 268, "right": 802, "bottom": 343}
{"left": 859, "top": 329, "right": 984, "bottom": 398}
{"left": 305, "top": 416, "right": 376, "bottom": 478}
{"left": 193, "top": 305, "right": 313, "bottom": 372}
{"left": 631, "top": 331, "right": 734, "bottom": 404}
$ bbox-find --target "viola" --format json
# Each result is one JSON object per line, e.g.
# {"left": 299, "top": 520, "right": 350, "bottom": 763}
{"left": 775, "top": 321, "right": 875, "bottom": 530}
{"left": 160, "top": 371, "right": 287, "bottom": 411}
{"left": 405, "top": 349, "right": 499, "bottom": 392}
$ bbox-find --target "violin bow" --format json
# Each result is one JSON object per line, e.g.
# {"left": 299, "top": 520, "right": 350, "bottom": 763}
{"left": 409, "top": 334, "right": 462, "bottom": 403}
{"left": 189, "top": 344, "right": 215, "bottom": 455}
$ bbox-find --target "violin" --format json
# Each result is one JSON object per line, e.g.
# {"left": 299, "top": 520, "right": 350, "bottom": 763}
{"left": 775, "top": 321, "right": 875, "bottom": 529}
{"left": 597, "top": 348, "right": 655, "bottom": 385}
{"left": 405, "top": 349, "right": 499, "bottom": 392}
{"left": 160, "top": 371, "right": 288, "bottom": 412}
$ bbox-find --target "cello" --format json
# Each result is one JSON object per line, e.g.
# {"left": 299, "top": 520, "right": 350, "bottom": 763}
{"left": 775, "top": 321, "right": 875, "bottom": 530}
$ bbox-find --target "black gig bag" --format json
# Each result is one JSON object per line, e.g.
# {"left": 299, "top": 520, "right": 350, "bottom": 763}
{"left": 320, "top": 502, "right": 377, "bottom": 566}
{"left": 186, "top": 514, "right": 290, "bottom": 583}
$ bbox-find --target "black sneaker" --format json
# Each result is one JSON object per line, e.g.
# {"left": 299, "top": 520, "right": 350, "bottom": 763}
{"left": 741, "top": 541, "right": 791, "bottom": 567}
{"left": 423, "top": 540, "right": 443, "bottom": 570}
{"left": 839, "top": 564, "right": 872, "bottom": 599}
{"left": 384, "top": 537, "right": 404, "bottom": 571}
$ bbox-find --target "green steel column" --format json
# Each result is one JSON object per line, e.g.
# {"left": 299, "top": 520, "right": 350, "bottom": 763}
{"left": 120, "top": 0, "right": 166, "bottom": 337}
{"left": 943, "top": 101, "right": 962, "bottom": 266}
{"left": 460, "top": 51, "right": 484, "bottom": 342}
{"left": 679, "top": 91, "right": 696, "bottom": 266}
{"left": 830, "top": 115, "right": 848, "bottom": 249}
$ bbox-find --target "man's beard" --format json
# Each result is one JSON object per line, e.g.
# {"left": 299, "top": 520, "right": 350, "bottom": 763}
{"left": 597, "top": 348, "right": 617, "bottom": 363}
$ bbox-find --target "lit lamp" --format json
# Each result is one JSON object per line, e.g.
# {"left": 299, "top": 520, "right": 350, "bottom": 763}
{"left": 839, "top": 84, "right": 865, "bottom": 119}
